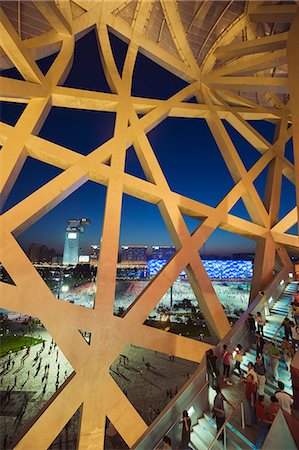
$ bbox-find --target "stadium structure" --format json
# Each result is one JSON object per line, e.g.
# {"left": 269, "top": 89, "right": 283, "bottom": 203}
{"left": 0, "top": 1, "right": 299, "bottom": 449}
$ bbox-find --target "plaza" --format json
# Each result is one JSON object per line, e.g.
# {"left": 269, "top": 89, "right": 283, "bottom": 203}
{"left": 0, "top": 0, "right": 299, "bottom": 449}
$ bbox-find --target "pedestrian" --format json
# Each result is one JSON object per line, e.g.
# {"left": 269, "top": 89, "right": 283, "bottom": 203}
{"left": 206, "top": 349, "right": 220, "bottom": 390}
{"left": 255, "top": 333, "right": 265, "bottom": 358}
{"left": 266, "top": 342, "right": 280, "bottom": 381}
{"left": 162, "top": 435, "right": 172, "bottom": 450}
{"left": 268, "top": 395, "right": 280, "bottom": 422}
{"left": 289, "top": 321, "right": 299, "bottom": 351}
{"left": 247, "top": 362, "right": 258, "bottom": 385}
{"left": 255, "top": 356, "right": 266, "bottom": 395}
{"left": 292, "top": 302, "right": 299, "bottom": 326}
{"left": 248, "top": 314, "right": 256, "bottom": 343}
{"left": 281, "top": 337, "right": 294, "bottom": 371}
{"left": 220, "top": 345, "right": 232, "bottom": 385}
{"left": 245, "top": 374, "right": 256, "bottom": 427}
{"left": 256, "top": 312, "right": 266, "bottom": 336}
{"left": 275, "top": 381, "right": 293, "bottom": 415}
{"left": 233, "top": 344, "right": 243, "bottom": 380}
{"left": 255, "top": 395, "right": 272, "bottom": 449}
{"left": 181, "top": 410, "right": 191, "bottom": 450}
{"left": 278, "top": 318, "right": 292, "bottom": 341}
{"left": 213, "top": 387, "right": 234, "bottom": 443}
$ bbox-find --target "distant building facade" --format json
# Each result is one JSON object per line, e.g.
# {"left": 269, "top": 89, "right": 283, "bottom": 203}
{"left": 63, "top": 218, "right": 91, "bottom": 265}
{"left": 120, "top": 245, "right": 148, "bottom": 265}
{"left": 90, "top": 244, "right": 100, "bottom": 265}
{"left": 151, "top": 246, "right": 176, "bottom": 260}
{"left": 29, "top": 242, "right": 40, "bottom": 263}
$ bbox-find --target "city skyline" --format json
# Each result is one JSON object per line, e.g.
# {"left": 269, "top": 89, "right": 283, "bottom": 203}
{"left": 1, "top": 30, "right": 296, "bottom": 257}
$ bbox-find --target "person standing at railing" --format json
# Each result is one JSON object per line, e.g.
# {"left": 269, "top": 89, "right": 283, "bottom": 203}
{"left": 247, "top": 314, "right": 256, "bottom": 344}
{"left": 266, "top": 342, "right": 281, "bottom": 381}
{"left": 220, "top": 345, "right": 232, "bottom": 385}
{"left": 206, "top": 349, "right": 220, "bottom": 390}
{"left": 213, "top": 386, "right": 235, "bottom": 443}
{"left": 180, "top": 410, "right": 191, "bottom": 450}
{"left": 244, "top": 374, "right": 256, "bottom": 427}
{"left": 255, "top": 395, "right": 272, "bottom": 449}
{"left": 256, "top": 312, "right": 266, "bottom": 336}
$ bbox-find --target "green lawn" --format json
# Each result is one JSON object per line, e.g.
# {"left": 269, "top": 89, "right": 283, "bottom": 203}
{"left": 144, "top": 320, "right": 210, "bottom": 337}
{"left": 0, "top": 335, "right": 43, "bottom": 358}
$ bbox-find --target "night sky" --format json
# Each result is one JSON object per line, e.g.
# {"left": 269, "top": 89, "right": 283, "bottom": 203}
{"left": 0, "top": 29, "right": 296, "bottom": 256}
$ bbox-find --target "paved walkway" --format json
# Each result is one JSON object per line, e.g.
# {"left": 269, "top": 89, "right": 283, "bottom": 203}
{"left": 0, "top": 329, "right": 197, "bottom": 449}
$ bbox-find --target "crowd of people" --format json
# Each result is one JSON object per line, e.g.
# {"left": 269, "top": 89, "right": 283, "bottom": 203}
{"left": 204, "top": 301, "right": 298, "bottom": 450}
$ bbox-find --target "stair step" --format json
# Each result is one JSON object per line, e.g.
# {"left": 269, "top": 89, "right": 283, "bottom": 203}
{"left": 191, "top": 422, "right": 215, "bottom": 449}
{"left": 203, "top": 413, "right": 255, "bottom": 449}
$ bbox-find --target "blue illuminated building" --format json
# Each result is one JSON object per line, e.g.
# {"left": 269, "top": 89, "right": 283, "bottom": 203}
{"left": 148, "top": 259, "right": 253, "bottom": 279}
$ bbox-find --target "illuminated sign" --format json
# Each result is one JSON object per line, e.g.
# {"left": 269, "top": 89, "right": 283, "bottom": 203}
{"left": 68, "top": 232, "right": 77, "bottom": 239}
{"left": 79, "top": 255, "right": 90, "bottom": 263}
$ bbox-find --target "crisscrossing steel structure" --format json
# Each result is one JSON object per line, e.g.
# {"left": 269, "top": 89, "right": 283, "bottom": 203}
{"left": 0, "top": 1, "right": 298, "bottom": 448}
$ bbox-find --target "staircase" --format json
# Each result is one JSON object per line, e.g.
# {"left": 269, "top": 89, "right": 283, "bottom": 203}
{"left": 190, "top": 411, "right": 255, "bottom": 450}
{"left": 189, "top": 281, "right": 298, "bottom": 450}
{"left": 235, "top": 281, "right": 298, "bottom": 397}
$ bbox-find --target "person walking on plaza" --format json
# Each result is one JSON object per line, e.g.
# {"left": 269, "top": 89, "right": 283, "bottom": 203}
{"left": 255, "top": 356, "right": 266, "bottom": 395}
{"left": 255, "top": 395, "right": 272, "bottom": 449}
{"left": 256, "top": 312, "right": 266, "bottom": 336}
{"left": 281, "top": 337, "right": 294, "bottom": 371}
{"left": 255, "top": 334, "right": 265, "bottom": 358}
{"left": 180, "top": 410, "right": 191, "bottom": 450}
{"left": 275, "top": 381, "right": 293, "bottom": 415}
{"left": 213, "top": 387, "right": 234, "bottom": 443}
{"left": 245, "top": 374, "right": 256, "bottom": 427}
{"left": 220, "top": 345, "right": 232, "bottom": 385}
{"left": 266, "top": 342, "right": 280, "bottom": 381}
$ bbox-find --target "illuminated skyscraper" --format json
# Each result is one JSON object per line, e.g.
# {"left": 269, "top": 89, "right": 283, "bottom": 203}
{"left": 63, "top": 219, "right": 91, "bottom": 266}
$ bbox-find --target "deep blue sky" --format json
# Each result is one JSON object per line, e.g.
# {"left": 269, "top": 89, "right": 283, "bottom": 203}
{"left": 0, "top": 29, "right": 296, "bottom": 256}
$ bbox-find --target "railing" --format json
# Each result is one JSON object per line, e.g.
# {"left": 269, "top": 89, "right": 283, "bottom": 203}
{"left": 208, "top": 400, "right": 245, "bottom": 450}
{"left": 134, "top": 268, "right": 294, "bottom": 449}
{"left": 152, "top": 380, "right": 209, "bottom": 450}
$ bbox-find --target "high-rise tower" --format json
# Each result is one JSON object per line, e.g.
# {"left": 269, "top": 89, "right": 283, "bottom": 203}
{"left": 62, "top": 218, "right": 91, "bottom": 265}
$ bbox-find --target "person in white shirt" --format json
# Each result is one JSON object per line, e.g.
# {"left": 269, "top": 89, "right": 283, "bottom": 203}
{"left": 275, "top": 381, "right": 293, "bottom": 415}
{"left": 247, "top": 362, "right": 258, "bottom": 385}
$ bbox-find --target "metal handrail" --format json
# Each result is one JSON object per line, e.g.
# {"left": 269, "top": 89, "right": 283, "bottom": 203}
{"left": 152, "top": 379, "right": 209, "bottom": 450}
{"left": 269, "top": 289, "right": 293, "bottom": 346}
{"left": 208, "top": 399, "right": 245, "bottom": 450}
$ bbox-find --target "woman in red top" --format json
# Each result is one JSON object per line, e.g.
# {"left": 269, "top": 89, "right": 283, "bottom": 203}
{"left": 268, "top": 395, "right": 280, "bottom": 422}
{"left": 245, "top": 374, "right": 256, "bottom": 427}
{"left": 255, "top": 395, "right": 272, "bottom": 449}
